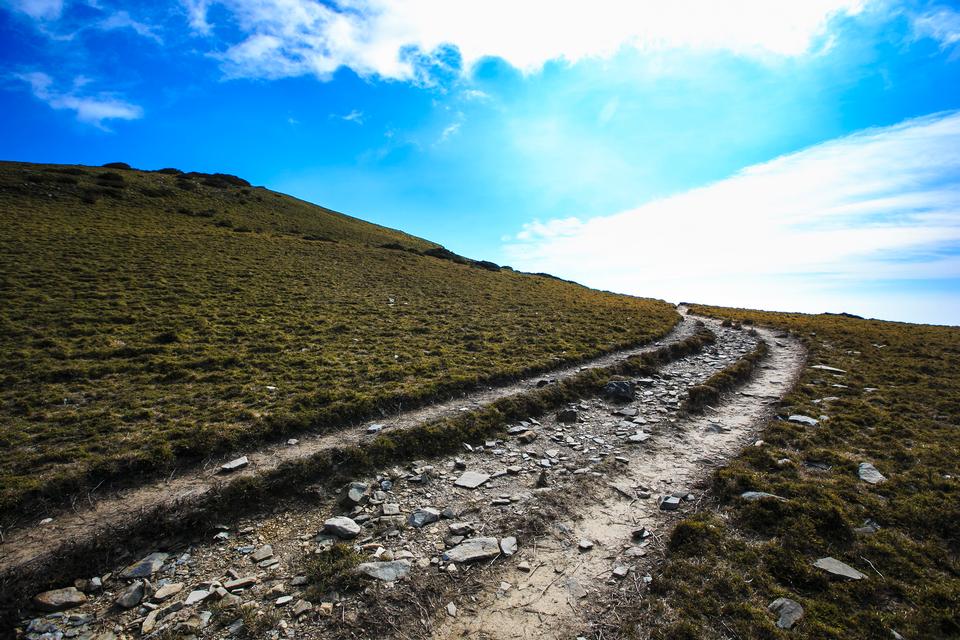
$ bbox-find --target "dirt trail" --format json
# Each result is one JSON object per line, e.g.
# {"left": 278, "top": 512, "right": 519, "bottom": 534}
{"left": 9, "top": 314, "right": 805, "bottom": 640}
{"left": 433, "top": 317, "right": 805, "bottom": 639}
{"left": 0, "top": 317, "right": 697, "bottom": 577}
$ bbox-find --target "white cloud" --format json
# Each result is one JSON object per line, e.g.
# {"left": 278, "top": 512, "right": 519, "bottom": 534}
{"left": 504, "top": 111, "right": 960, "bottom": 324}
{"left": 437, "top": 121, "right": 460, "bottom": 143}
{"left": 5, "top": 0, "right": 63, "bottom": 20}
{"left": 188, "top": 0, "right": 866, "bottom": 81}
{"left": 182, "top": 0, "right": 213, "bottom": 34}
{"left": 17, "top": 72, "right": 143, "bottom": 129}
{"left": 99, "top": 10, "right": 162, "bottom": 42}
{"left": 338, "top": 109, "right": 364, "bottom": 124}
{"left": 912, "top": 5, "right": 960, "bottom": 49}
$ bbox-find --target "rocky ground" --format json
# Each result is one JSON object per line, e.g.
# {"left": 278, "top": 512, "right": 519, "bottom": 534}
{"left": 14, "top": 315, "right": 806, "bottom": 640}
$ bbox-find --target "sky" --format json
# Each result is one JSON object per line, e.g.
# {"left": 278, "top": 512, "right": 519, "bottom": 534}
{"left": 1, "top": 1, "right": 959, "bottom": 325}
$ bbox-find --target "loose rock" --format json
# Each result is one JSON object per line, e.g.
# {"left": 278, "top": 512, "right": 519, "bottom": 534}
{"left": 453, "top": 471, "right": 490, "bottom": 489}
{"left": 115, "top": 581, "right": 146, "bottom": 609}
{"left": 323, "top": 516, "right": 361, "bottom": 539}
{"left": 120, "top": 552, "right": 169, "bottom": 579}
{"left": 32, "top": 587, "right": 87, "bottom": 612}
{"left": 858, "top": 462, "right": 887, "bottom": 484}
{"left": 443, "top": 537, "right": 501, "bottom": 563}
{"left": 356, "top": 560, "right": 411, "bottom": 581}
{"left": 220, "top": 456, "right": 249, "bottom": 472}
{"left": 409, "top": 508, "right": 441, "bottom": 528}
{"left": 769, "top": 597, "right": 804, "bottom": 629}
{"left": 604, "top": 380, "right": 636, "bottom": 402}
{"left": 813, "top": 557, "right": 866, "bottom": 580}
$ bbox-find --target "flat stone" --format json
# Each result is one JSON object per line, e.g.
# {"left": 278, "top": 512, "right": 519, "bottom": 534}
{"left": 810, "top": 365, "right": 846, "bottom": 373}
{"left": 659, "top": 496, "right": 682, "bottom": 511}
{"left": 366, "top": 424, "right": 384, "bottom": 434}
{"left": 223, "top": 576, "right": 258, "bottom": 591}
{"left": 153, "top": 582, "right": 184, "bottom": 601}
{"left": 251, "top": 545, "right": 273, "bottom": 562}
{"left": 356, "top": 560, "right": 411, "bottom": 581}
{"left": 769, "top": 597, "right": 804, "bottom": 629}
{"left": 323, "top": 516, "right": 361, "bottom": 539}
{"left": 740, "top": 491, "right": 787, "bottom": 502}
{"left": 184, "top": 589, "right": 209, "bottom": 606}
{"left": 858, "top": 462, "right": 887, "bottom": 484}
{"left": 443, "top": 537, "right": 501, "bottom": 563}
{"left": 120, "top": 552, "right": 169, "bottom": 579}
{"left": 446, "top": 602, "right": 458, "bottom": 617}
{"left": 612, "top": 565, "right": 629, "bottom": 579}
{"left": 627, "top": 433, "right": 650, "bottom": 444}
{"left": 454, "top": 471, "right": 491, "bottom": 489}
{"left": 518, "top": 561, "right": 531, "bottom": 572}
{"left": 382, "top": 503, "right": 400, "bottom": 516}
{"left": 409, "top": 507, "right": 441, "bottom": 528}
{"left": 813, "top": 557, "right": 866, "bottom": 580}
{"left": 578, "top": 538, "right": 594, "bottom": 551}
{"left": 788, "top": 415, "right": 819, "bottom": 426}
{"left": 32, "top": 587, "right": 87, "bottom": 612}
{"left": 220, "top": 456, "right": 249, "bottom": 472}
{"left": 500, "top": 537, "right": 518, "bottom": 556}
{"left": 141, "top": 609, "right": 160, "bottom": 635}
{"left": 276, "top": 595, "right": 294, "bottom": 606}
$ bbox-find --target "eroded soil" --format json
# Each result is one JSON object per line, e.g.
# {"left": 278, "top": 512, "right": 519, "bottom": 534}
{"left": 11, "top": 315, "right": 805, "bottom": 640}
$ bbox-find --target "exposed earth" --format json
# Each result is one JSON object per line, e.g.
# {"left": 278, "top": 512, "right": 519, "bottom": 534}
{"left": 8, "top": 313, "right": 808, "bottom": 640}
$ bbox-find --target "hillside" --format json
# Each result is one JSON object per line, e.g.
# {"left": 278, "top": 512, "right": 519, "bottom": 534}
{"left": 0, "top": 161, "right": 679, "bottom": 521}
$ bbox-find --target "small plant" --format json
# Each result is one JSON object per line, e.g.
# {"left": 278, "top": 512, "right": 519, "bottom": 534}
{"left": 238, "top": 603, "right": 280, "bottom": 637}
{"left": 304, "top": 543, "right": 364, "bottom": 599}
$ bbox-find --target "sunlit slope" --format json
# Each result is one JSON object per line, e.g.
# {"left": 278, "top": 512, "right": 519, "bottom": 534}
{"left": 0, "top": 161, "right": 678, "bottom": 516}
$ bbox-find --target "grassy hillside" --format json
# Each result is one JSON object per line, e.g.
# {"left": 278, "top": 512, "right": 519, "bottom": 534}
{"left": 630, "top": 306, "right": 960, "bottom": 639}
{"left": 0, "top": 161, "right": 678, "bottom": 520}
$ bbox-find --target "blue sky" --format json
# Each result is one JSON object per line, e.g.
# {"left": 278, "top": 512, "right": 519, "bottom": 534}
{"left": 1, "top": 0, "right": 959, "bottom": 324}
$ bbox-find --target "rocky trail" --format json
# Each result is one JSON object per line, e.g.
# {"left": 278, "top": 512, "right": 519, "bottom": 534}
{"left": 0, "top": 317, "right": 698, "bottom": 578}
{"left": 11, "top": 314, "right": 807, "bottom": 640}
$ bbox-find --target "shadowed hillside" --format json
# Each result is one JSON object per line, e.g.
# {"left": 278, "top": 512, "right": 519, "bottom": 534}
{"left": 0, "top": 161, "right": 678, "bottom": 521}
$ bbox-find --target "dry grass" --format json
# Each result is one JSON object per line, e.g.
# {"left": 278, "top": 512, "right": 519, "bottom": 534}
{"left": 0, "top": 161, "right": 679, "bottom": 520}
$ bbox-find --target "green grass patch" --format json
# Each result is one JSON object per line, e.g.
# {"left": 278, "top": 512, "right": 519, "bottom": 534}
{"left": 626, "top": 305, "right": 960, "bottom": 639}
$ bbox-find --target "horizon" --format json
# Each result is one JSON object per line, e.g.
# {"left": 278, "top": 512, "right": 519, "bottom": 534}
{"left": 2, "top": 0, "right": 959, "bottom": 325}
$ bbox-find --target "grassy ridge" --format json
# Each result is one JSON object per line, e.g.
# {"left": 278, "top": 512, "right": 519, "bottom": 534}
{"left": 0, "top": 161, "right": 678, "bottom": 520}
{"left": 634, "top": 306, "right": 960, "bottom": 639}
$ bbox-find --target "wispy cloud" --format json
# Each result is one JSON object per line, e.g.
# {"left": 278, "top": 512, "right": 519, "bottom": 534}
{"left": 99, "top": 10, "right": 162, "bottom": 43}
{"left": 504, "top": 110, "right": 960, "bottom": 323}
{"left": 188, "top": 0, "right": 865, "bottom": 82}
{"left": 16, "top": 72, "right": 143, "bottom": 129}
{"left": 437, "top": 121, "right": 460, "bottom": 143}
{"left": 5, "top": 0, "right": 63, "bottom": 20}
{"left": 338, "top": 109, "right": 365, "bottom": 125}
{"left": 911, "top": 5, "right": 960, "bottom": 50}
